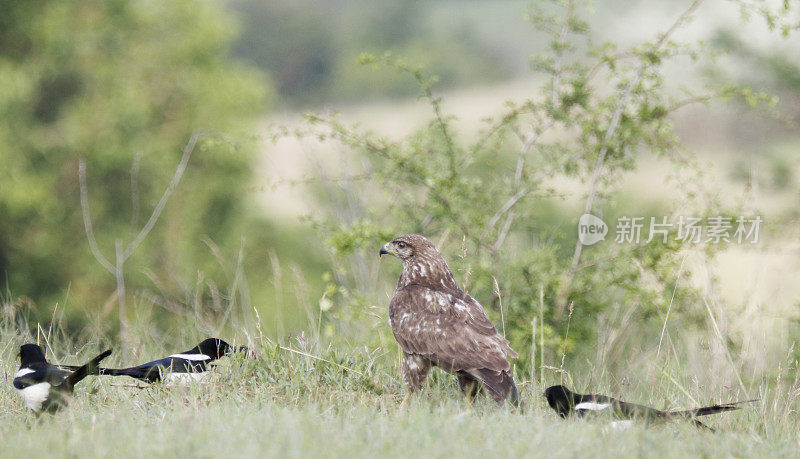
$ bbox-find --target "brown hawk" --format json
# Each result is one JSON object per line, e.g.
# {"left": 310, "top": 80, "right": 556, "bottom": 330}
{"left": 380, "top": 234, "right": 521, "bottom": 407}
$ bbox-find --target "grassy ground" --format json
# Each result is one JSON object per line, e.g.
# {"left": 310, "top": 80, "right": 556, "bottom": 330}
{"left": 3, "top": 330, "right": 798, "bottom": 459}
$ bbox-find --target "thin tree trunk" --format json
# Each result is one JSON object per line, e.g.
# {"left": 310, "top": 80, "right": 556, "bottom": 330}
{"left": 115, "top": 238, "right": 127, "bottom": 344}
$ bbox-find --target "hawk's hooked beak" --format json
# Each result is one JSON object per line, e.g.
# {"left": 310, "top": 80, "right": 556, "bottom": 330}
{"left": 379, "top": 243, "right": 392, "bottom": 257}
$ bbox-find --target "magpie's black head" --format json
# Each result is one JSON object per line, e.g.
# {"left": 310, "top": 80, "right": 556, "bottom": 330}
{"left": 195, "top": 338, "right": 232, "bottom": 359}
{"left": 19, "top": 344, "right": 47, "bottom": 366}
{"left": 544, "top": 385, "right": 576, "bottom": 418}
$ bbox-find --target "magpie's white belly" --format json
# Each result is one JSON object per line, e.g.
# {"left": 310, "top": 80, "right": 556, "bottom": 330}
{"left": 17, "top": 382, "right": 51, "bottom": 411}
{"left": 163, "top": 371, "right": 209, "bottom": 385}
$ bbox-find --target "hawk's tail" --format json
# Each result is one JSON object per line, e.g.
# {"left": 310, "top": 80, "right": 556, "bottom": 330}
{"left": 667, "top": 399, "right": 758, "bottom": 418}
{"left": 472, "top": 368, "right": 523, "bottom": 409}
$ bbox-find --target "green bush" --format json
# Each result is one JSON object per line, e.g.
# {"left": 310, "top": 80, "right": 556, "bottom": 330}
{"left": 300, "top": 0, "right": 781, "bottom": 378}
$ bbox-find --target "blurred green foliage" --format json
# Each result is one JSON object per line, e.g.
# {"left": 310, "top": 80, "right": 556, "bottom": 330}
{"left": 299, "top": 0, "right": 786, "bottom": 376}
{"left": 710, "top": 29, "right": 800, "bottom": 200}
{"left": 0, "top": 0, "right": 271, "bottom": 330}
{"left": 2, "top": 0, "right": 797, "bottom": 357}
{"left": 226, "top": 0, "right": 513, "bottom": 107}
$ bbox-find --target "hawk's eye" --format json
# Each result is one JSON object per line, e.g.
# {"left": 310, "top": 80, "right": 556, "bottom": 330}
{"left": 397, "top": 241, "right": 407, "bottom": 249}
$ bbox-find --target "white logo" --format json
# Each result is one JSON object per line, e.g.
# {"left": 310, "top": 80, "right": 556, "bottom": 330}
{"left": 578, "top": 214, "right": 608, "bottom": 246}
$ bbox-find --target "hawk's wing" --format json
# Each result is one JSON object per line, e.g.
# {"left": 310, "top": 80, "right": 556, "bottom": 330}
{"left": 389, "top": 283, "right": 517, "bottom": 372}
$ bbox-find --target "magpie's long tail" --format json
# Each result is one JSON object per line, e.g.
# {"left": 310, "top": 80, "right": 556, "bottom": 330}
{"left": 60, "top": 364, "right": 151, "bottom": 380}
{"left": 96, "top": 367, "right": 143, "bottom": 378}
{"left": 66, "top": 350, "right": 112, "bottom": 386}
{"left": 667, "top": 399, "right": 758, "bottom": 418}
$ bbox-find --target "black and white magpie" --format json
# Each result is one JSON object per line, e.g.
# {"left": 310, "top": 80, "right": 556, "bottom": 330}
{"left": 544, "top": 385, "right": 755, "bottom": 430}
{"left": 13, "top": 344, "right": 112, "bottom": 413}
{"left": 60, "top": 338, "right": 246, "bottom": 383}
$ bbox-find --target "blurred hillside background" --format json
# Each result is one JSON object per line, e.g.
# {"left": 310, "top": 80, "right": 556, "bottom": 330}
{"left": 2, "top": 0, "right": 799, "bottom": 386}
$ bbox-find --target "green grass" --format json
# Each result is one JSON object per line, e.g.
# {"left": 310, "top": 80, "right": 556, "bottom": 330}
{"left": 3, "top": 328, "right": 799, "bottom": 458}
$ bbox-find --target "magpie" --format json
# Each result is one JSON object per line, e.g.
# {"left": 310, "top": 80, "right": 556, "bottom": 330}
{"left": 13, "top": 344, "right": 112, "bottom": 413}
{"left": 544, "top": 385, "right": 755, "bottom": 430}
{"left": 60, "top": 338, "right": 246, "bottom": 384}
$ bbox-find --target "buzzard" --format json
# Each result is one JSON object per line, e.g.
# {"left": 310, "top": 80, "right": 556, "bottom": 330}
{"left": 380, "top": 234, "right": 520, "bottom": 407}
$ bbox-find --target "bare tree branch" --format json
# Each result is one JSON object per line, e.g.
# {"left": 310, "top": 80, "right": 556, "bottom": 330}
{"left": 115, "top": 238, "right": 127, "bottom": 341}
{"left": 560, "top": 0, "right": 706, "bottom": 315}
{"left": 488, "top": 113, "right": 557, "bottom": 254}
{"left": 78, "top": 131, "right": 207, "bottom": 343}
{"left": 124, "top": 131, "right": 203, "bottom": 260}
{"left": 487, "top": 0, "right": 572, "bottom": 257}
{"left": 520, "top": 118, "right": 555, "bottom": 155}
{"left": 483, "top": 188, "right": 529, "bottom": 237}
{"left": 567, "top": 66, "right": 643, "bottom": 273}
{"left": 78, "top": 160, "right": 115, "bottom": 274}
